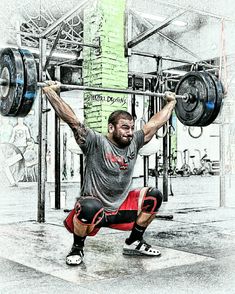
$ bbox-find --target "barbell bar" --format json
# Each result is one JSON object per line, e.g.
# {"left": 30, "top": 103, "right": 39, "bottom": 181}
{"left": 0, "top": 77, "right": 189, "bottom": 99}
{"left": 0, "top": 47, "right": 224, "bottom": 126}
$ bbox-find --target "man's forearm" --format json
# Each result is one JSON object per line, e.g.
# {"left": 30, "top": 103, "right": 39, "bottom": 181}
{"left": 149, "top": 100, "right": 175, "bottom": 127}
{"left": 143, "top": 100, "right": 176, "bottom": 142}
{"left": 43, "top": 87, "right": 79, "bottom": 128}
{"left": 156, "top": 100, "right": 176, "bottom": 125}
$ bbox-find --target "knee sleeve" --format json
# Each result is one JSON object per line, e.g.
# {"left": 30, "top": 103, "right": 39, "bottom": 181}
{"left": 74, "top": 197, "right": 104, "bottom": 225}
{"left": 141, "top": 187, "right": 163, "bottom": 214}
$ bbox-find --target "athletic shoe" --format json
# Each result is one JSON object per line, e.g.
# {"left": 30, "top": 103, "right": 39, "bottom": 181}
{"left": 66, "top": 244, "right": 84, "bottom": 265}
{"left": 123, "top": 239, "right": 161, "bottom": 256}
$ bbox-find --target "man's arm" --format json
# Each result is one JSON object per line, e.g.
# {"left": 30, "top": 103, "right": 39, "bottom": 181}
{"left": 42, "top": 81, "right": 87, "bottom": 144}
{"left": 143, "top": 92, "right": 176, "bottom": 143}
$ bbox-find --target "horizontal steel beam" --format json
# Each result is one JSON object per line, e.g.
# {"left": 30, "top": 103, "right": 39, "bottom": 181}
{"left": 15, "top": 32, "right": 99, "bottom": 49}
{"left": 131, "top": 50, "right": 192, "bottom": 64}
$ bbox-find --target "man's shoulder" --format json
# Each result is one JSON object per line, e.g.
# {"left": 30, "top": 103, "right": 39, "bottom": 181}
{"left": 87, "top": 128, "right": 104, "bottom": 137}
{"left": 132, "top": 129, "right": 145, "bottom": 148}
{"left": 85, "top": 128, "right": 107, "bottom": 145}
{"left": 134, "top": 129, "right": 144, "bottom": 138}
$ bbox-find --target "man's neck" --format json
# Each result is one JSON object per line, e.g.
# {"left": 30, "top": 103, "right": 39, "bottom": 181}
{"left": 106, "top": 133, "right": 121, "bottom": 148}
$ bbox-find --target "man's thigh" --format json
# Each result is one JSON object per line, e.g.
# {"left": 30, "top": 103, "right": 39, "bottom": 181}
{"left": 64, "top": 188, "right": 149, "bottom": 235}
{"left": 98, "top": 187, "right": 149, "bottom": 231}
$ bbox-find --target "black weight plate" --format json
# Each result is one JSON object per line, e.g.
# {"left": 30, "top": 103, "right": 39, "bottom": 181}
{"left": 175, "top": 71, "right": 210, "bottom": 126}
{"left": 16, "top": 49, "right": 37, "bottom": 117}
{"left": 0, "top": 48, "right": 24, "bottom": 116}
{"left": 205, "top": 73, "right": 224, "bottom": 125}
{"left": 196, "top": 71, "right": 217, "bottom": 127}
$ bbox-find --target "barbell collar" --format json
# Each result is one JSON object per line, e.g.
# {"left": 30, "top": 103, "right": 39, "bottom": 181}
{"left": 0, "top": 77, "right": 186, "bottom": 99}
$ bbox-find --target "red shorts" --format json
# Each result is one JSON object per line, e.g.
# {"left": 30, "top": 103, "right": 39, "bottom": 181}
{"left": 64, "top": 188, "right": 148, "bottom": 236}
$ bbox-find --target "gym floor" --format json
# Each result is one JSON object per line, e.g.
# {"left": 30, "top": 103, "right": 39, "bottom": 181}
{"left": 0, "top": 175, "right": 235, "bottom": 294}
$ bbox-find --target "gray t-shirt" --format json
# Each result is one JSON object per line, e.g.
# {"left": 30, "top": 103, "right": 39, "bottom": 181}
{"left": 78, "top": 127, "right": 145, "bottom": 211}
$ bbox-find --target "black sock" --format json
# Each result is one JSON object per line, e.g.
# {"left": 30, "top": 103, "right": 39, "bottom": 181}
{"left": 73, "top": 234, "right": 86, "bottom": 248}
{"left": 125, "top": 223, "right": 147, "bottom": 245}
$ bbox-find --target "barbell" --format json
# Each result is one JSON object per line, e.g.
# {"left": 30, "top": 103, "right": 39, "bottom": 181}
{"left": 0, "top": 47, "right": 224, "bottom": 127}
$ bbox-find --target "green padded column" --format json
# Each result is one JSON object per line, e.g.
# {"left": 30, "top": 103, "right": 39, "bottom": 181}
{"left": 83, "top": 0, "right": 128, "bottom": 133}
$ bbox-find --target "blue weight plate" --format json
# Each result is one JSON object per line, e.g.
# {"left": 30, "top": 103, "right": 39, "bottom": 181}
{"left": 16, "top": 49, "right": 38, "bottom": 116}
{"left": 0, "top": 48, "right": 24, "bottom": 116}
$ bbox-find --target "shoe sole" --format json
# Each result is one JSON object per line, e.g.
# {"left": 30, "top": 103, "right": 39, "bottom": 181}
{"left": 66, "top": 256, "right": 83, "bottom": 266}
{"left": 123, "top": 248, "right": 161, "bottom": 257}
{"left": 66, "top": 260, "right": 83, "bottom": 266}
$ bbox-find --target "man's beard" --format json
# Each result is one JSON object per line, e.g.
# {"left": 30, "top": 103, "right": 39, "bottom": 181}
{"left": 112, "top": 132, "right": 133, "bottom": 148}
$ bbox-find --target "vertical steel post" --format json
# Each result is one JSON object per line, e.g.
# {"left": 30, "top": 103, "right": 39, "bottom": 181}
{"left": 80, "top": 154, "right": 84, "bottom": 187}
{"left": 143, "top": 156, "right": 149, "bottom": 187}
{"left": 162, "top": 124, "right": 169, "bottom": 202}
{"left": 162, "top": 81, "right": 169, "bottom": 202}
{"left": 37, "top": 38, "right": 48, "bottom": 222}
{"left": 143, "top": 76, "right": 149, "bottom": 187}
{"left": 154, "top": 83, "right": 159, "bottom": 188}
{"left": 124, "top": 8, "right": 132, "bottom": 57}
{"left": 54, "top": 114, "right": 61, "bottom": 209}
{"left": 54, "top": 67, "right": 61, "bottom": 209}
{"left": 219, "top": 123, "right": 225, "bottom": 207}
{"left": 157, "top": 57, "right": 169, "bottom": 201}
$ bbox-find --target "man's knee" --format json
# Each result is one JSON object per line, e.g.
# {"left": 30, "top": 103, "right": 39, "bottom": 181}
{"left": 74, "top": 197, "right": 104, "bottom": 226}
{"left": 141, "top": 187, "right": 163, "bottom": 214}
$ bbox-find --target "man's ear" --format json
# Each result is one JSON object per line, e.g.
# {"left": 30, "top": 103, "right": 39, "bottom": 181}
{"left": 108, "top": 123, "right": 114, "bottom": 133}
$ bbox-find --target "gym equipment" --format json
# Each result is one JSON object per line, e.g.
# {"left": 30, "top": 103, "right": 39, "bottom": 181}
{"left": 176, "top": 149, "right": 191, "bottom": 177}
{"left": 194, "top": 149, "right": 212, "bottom": 176}
{"left": 0, "top": 48, "right": 25, "bottom": 116}
{"left": 16, "top": 49, "right": 38, "bottom": 117}
{"left": 175, "top": 71, "right": 222, "bottom": 127}
{"left": 188, "top": 126, "right": 203, "bottom": 138}
{"left": 0, "top": 48, "right": 224, "bottom": 127}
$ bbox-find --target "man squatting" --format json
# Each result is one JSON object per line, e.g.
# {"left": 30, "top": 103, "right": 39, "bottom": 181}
{"left": 43, "top": 81, "right": 176, "bottom": 265}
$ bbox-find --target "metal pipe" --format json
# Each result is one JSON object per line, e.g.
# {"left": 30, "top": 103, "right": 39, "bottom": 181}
{"left": 157, "top": 31, "right": 203, "bottom": 61}
{"left": 143, "top": 156, "right": 149, "bottom": 187}
{"left": 54, "top": 66, "right": 61, "bottom": 210}
{"left": 43, "top": 23, "right": 64, "bottom": 72}
{"left": 131, "top": 50, "right": 192, "bottom": 64}
{"left": 129, "top": 9, "right": 207, "bottom": 62}
{"left": 79, "top": 154, "right": 84, "bottom": 187}
{"left": 219, "top": 120, "right": 225, "bottom": 207}
{"left": 143, "top": 77, "right": 149, "bottom": 187}
{"left": 128, "top": 9, "right": 187, "bottom": 48}
{"left": 6, "top": 46, "right": 80, "bottom": 61}
{"left": 128, "top": 71, "right": 163, "bottom": 79}
{"left": 39, "top": 0, "right": 90, "bottom": 38}
{"left": 54, "top": 113, "right": 61, "bottom": 209}
{"left": 37, "top": 38, "right": 47, "bottom": 223}
{"left": 154, "top": 0, "right": 231, "bottom": 21}
{"left": 155, "top": 93, "right": 159, "bottom": 188}
{"left": 162, "top": 110, "right": 169, "bottom": 202}
{"left": 47, "top": 38, "right": 100, "bottom": 49}
{"left": 14, "top": 31, "right": 99, "bottom": 49}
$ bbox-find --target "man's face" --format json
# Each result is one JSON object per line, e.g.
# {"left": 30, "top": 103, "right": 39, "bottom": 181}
{"left": 110, "top": 118, "right": 134, "bottom": 147}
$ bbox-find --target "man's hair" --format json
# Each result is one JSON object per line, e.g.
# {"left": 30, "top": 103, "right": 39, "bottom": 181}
{"left": 108, "top": 110, "right": 133, "bottom": 126}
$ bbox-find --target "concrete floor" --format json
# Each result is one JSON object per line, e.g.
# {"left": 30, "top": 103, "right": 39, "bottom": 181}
{"left": 0, "top": 176, "right": 235, "bottom": 294}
